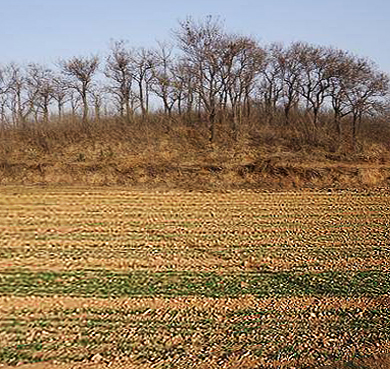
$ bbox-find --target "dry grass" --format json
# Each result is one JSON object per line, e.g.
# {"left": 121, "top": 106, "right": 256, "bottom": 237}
{"left": 0, "top": 114, "right": 390, "bottom": 189}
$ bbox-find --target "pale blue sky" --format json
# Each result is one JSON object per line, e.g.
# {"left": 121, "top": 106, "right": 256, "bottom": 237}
{"left": 1, "top": 0, "right": 389, "bottom": 73}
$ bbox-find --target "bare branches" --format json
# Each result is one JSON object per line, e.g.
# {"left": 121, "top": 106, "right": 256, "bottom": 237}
{"left": 130, "top": 48, "right": 154, "bottom": 117}
{"left": 105, "top": 40, "right": 134, "bottom": 121}
{"left": 150, "top": 42, "right": 180, "bottom": 118}
{"left": 174, "top": 16, "right": 267, "bottom": 141}
{"left": 26, "top": 63, "right": 55, "bottom": 123}
{"left": 59, "top": 55, "right": 99, "bottom": 123}
{"left": 0, "top": 16, "right": 387, "bottom": 149}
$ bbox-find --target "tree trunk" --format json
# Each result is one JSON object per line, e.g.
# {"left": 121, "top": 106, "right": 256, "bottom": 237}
{"left": 82, "top": 92, "right": 88, "bottom": 123}
{"left": 43, "top": 104, "right": 49, "bottom": 123}
{"left": 58, "top": 101, "right": 63, "bottom": 122}
{"left": 313, "top": 106, "right": 319, "bottom": 127}
{"left": 125, "top": 100, "right": 132, "bottom": 123}
{"left": 209, "top": 108, "right": 216, "bottom": 143}
{"left": 352, "top": 112, "right": 358, "bottom": 150}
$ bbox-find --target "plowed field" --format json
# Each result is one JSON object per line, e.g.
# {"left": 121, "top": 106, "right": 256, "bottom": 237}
{"left": 0, "top": 186, "right": 389, "bottom": 368}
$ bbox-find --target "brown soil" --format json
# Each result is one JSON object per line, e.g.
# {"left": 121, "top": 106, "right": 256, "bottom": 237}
{"left": 1, "top": 295, "right": 389, "bottom": 314}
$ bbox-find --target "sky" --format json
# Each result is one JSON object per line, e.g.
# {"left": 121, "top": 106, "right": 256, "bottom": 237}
{"left": 1, "top": 0, "right": 389, "bottom": 73}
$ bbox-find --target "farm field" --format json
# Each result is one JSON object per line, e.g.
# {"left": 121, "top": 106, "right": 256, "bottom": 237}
{"left": 0, "top": 186, "right": 389, "bottom": 368}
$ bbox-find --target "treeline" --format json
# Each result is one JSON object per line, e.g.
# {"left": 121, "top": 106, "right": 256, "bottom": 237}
{"left": 0, "top": 16, "right": 389, "bottom": 147}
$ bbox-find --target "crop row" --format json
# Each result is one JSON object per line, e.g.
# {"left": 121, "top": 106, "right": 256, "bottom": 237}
{"left": 0, "top": 270, "right": 388, "bottom": 298}
{"left": 1, "top": 297, "right": 389, "bottom": 368}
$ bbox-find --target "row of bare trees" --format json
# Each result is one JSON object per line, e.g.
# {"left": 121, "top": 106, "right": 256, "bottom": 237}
{"left": 0, "top": 17, "right": 388, "bottom": 144}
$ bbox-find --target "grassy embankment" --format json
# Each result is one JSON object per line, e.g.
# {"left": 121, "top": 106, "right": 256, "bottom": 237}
{"left": 0, "top": 115, "right": 390, "bottom": 189}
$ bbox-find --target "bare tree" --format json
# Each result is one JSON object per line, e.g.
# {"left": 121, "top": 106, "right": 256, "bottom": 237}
{"left": 105, "top": 40, "right": 134, "bottom": 121}
{"left": 295, "top": 43, "right": 334, "bottom": 127}
{"left": 343, "top": 58, "right": 389, "bottom": 145}
{"left": 60, "top": 56, "right": 99, "bottom": 124}
{"left": 279, "top": 44, "right": 303, "bottom": 125}
{"left": 173, "top": 59, "right": 196, "bottom": 117}
{"left": 90, "top": 86, "right": 106, "bottom": 120}
{"left": 219, "top": 34, "right": 265, "bottom": 138}
{"left": 68, "top": 90, "right": 82, "bottom": 117}
{"left": 6, "top": 63, "right": 33, "bottom": 126}
{"left": 26, "top": 63, "right": 55, "bottom": 123}
{"left": 51, "top": 75, "right": 69, "bottom": 122}
{"left": 175, "top": 16, "right": 227, "bottom": 142}
{"left": 0, "top": 65, "right": 11, "bottom": 124}
{"left": 130, "top": 48, "right": 154, "bottom": 117}
{"left": 326, "top": 49, "right": 354, "bottom": 138}
{"left": 326, "top": 53, "right": 389, "bottom": 144}
{"left": 258, "top": 44, "right": 285, "bottom": 125}
{"left": 150, "top": 42, "right": 180, "bottom": 118}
